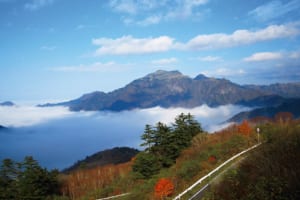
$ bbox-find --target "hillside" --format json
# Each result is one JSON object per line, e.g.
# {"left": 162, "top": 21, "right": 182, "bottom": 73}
{"left": 4, "top": 114, "right": 298, "bottom": 200}
{"left": 40, "top": 70, "right": 300, "bottom": 111}
{"left": 208, "top": 121, "right": 300, "bottom": 200}
{"left": 58, "top": 114, "right": 259, "bottom": 199}
{"left": 229, "top": 98, "right": 300, "bottom": 122}
{"left": 245, "top": 82, "right": 300, "bottom": 98}
{"left": 63, "top": 147, "right": 139, "bottom": 173}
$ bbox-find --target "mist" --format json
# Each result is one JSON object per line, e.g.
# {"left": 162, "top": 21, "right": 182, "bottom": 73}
{"left": 0, "top": 104, "right": 250, "bottom": 170}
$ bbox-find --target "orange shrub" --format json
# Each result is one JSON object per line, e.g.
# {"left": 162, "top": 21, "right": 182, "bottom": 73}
{"left": 238, "top": 120, "right": 252, "bottom": 136}
{"left": 154, "top": 178, "right": 174, "bottom": 199}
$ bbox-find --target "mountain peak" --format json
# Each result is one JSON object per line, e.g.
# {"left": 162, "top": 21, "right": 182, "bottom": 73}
{"left": 145, "top": 70, "right": 185, "bottom": 80}
{"left": 194, "top": 74, "right": 209, "bottom": 80}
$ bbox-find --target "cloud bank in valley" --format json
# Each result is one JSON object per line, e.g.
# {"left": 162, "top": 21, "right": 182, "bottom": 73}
{"left": 0, "top": 104, "right": 249, "bottom": 169}
{"left": 0, "top": 104, "right": 249, "bottom": 130}
{"left": 0, "top": 105, "right": 73, "bottom": 127}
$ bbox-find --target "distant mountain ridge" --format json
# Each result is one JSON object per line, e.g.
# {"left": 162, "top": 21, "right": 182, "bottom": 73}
{"left": 41, "top": 70, "right": 300, "bottom": 111}
{"left": 245, "top": 83, "right": 300, "bottom": 98}
{"left": 0, "top": 101, "right": 15, "bottom": 106}
{"left": 63, "top": 147, "right": 139, "bottom": 173}
{"left": 229, "top": 98, "right": 300, "bottom": 122}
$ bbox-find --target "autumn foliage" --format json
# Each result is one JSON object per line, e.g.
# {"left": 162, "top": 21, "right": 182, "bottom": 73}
{"left": 154, "top": 178, "right": 174, "bottom": 199}
{"left": 237, "top": 120, "right": 252, "bottom": 136}
{"left": 208, "top": 155, "right": 217, "bottom": 164}
{"left": 275, "top": 112, "right": 294, "bottom": 123}
{"left": 61, "top": 162, "right": 132, "bottom": 199}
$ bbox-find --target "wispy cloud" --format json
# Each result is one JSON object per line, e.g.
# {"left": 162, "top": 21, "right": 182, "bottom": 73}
{"left": 185, "top": 23, "right": 299, "bottom": 50}
{"left": 40, "top": 45, "right": 56, "bottom": 51}
{"left": 249, "top": 0, "right": 300, "bottom": 22}
{"left": 202, "top": 68, "right": 246, "bottom": 77}
{"left": 243, "top": 50, "right": 300, "bottom": 62}
{"left": 136, "top": 15, "right": 162, "bottom": 26}
{"left": 92, "top": 23, "right": 299, "bottom": 55}
{"left": 244, "top": 52, "right": 283, "bottom": 62}
{"left": 151, "top": 57, "right": 178, "bottom": 65}
{"left": 51, "top": 62, "right": 130, "bottom": 72}
{"left": 197, "top": 56, "right": 222, "bottom": 62}
{"left": 24, "top": 0, "right": 54, "bottom": 11}
{"left": 92, "top": 35, "right": 175, "bottom": 55}
{"left": 164, "top": 0, "right": 209, "bottom": 20}
{"left": 109, "top": 0, "right": 209, "bottom": 26}
{"left": 109, "top": 0, "right": 139, "bottom": 14}
{"left": 240, "top": 50, "right": 300, "bottom": 83}
{"left": 75, "top": 24, "right": 85, "bottom": 30}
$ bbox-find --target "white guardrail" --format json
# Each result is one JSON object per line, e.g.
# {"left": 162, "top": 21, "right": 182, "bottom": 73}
{"left": 173, "top": 143, "right": 261, "bottom": 200}
{"left": 96, "top": 192, "right": 131, "bottom": 200}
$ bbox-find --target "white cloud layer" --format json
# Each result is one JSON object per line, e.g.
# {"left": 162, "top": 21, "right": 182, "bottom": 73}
{"left": 186, "top": 23, "right": 299, "bottom": 50}
{"left": 0, "top": 104, "right": 249, "bottom": 169}
{"left": 139, "top": 105, "right": 248, "bottom": 132}
{"left": 92, "top": 23, "right": 299, "bottom": 55}
{"left": 243, "top": 50, "right": 300, "bottom": 62}
{"left": 244, "top": 52, "right": 283, "bottom": 62}
{"left": 92, "top": 35, "right": 174, "bottom": 55}
{"left": 0, "top": 105, "right": 72, "bottom": 127}
{"left": 0, "top": 104, "right": 248, "bottom": 132}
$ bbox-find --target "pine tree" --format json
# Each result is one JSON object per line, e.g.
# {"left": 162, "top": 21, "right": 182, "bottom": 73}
{"left": 17, "top": 156, "right": 59, "bottom": 199}
{"left": 140, "top": 124, "right": 156, "bottom": 152}
{"left": 0, "top": 159, "right": 18, "bottom": 199}
{"left": 173, "top": 113, "right": 202, "bottom": 148}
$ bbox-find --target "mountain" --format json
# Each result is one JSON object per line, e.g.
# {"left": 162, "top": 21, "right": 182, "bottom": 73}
{"left": 228, "top": 98, "right": 300, "bottom": 122}
{"left": 0, "top": 101, "right": 15, "bottom": 106}
{"left": 245, "top": 83, "right": 300, "bottom": 98}
{"left": 41, "top": 70, "right": 300, "bottom": 111}
{"left": 63, "top": 147, "right": 139, "bottom": 173}
{"left": 235, "top": 94, "right": 287, "bottom": 107}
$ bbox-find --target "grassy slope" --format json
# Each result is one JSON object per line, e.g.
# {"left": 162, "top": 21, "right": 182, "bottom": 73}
{"left": 62, "top": 119, "right": 300, "bottom": 200}
{"left": 74, "top": 125, "right": 257, "bottom": 200}
{"left": 206, "top": 120, "right": 300, "bottom": 200}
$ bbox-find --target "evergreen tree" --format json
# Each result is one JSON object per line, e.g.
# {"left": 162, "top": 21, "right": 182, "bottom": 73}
{"left": 140, "top": 124, "right": 156, "bottom": 152}
{"left": 0, "top": 156, "right": 60, "bottom": 200}
{"left": 134, "top": 113, "right": 203, "bottom": 178}
{"left": 18, "top": 156, "right": 59, "bottom": 199}
{"left": 132, "top": 152, "right": 161, "bottom": 179}
{"left": 173, "top": 113, "right": 202, "bottom": 148}
{"left": 0, "top": 159, "right": 18, "bottom": 199}
{"left": 153, "top": 122, "right": 176, "bottom": 167}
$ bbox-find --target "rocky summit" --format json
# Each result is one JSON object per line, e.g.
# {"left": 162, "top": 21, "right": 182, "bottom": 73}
{"left": 41, "top": 70, "right": 300, "bottom": 112}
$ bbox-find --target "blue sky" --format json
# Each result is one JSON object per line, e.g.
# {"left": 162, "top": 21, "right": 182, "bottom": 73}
{"left": 1, "top": 0, "right": 300, "bottom": 103}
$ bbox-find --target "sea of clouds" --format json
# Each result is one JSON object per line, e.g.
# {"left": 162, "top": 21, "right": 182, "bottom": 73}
{"left": 0, "top": 104, "right": 250, "bottom": 169}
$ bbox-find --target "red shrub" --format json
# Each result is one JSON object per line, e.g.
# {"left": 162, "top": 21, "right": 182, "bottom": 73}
{"left": 154, "top": 178, "right": 174, "bottom": 199}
